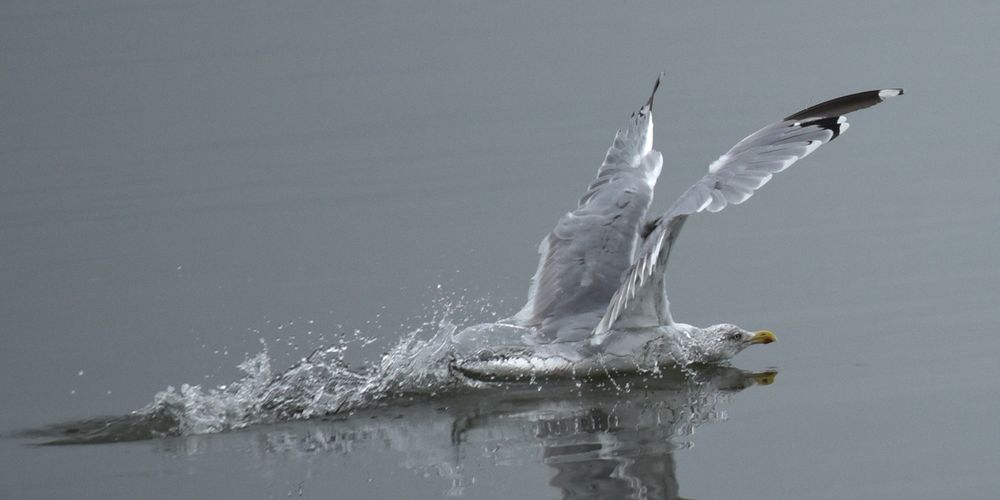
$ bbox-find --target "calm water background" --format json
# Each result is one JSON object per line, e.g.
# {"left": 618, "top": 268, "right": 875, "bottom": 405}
{"left": 3, "top": 1, "right": 999, "bottom": 498}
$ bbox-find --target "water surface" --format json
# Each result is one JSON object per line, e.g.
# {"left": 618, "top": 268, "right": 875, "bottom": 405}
{"left": 3, "top": 0, "right": 1000, "bottom": 498}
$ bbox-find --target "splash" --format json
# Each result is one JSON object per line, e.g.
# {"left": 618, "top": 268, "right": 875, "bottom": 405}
{"left": 18, "top": 300, "right": 474, "bottom": 444}
{"left": 138, "top": 312, "right": 472, "bottom": 438}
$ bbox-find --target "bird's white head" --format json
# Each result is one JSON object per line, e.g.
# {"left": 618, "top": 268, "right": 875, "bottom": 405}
{"left": 697, "top": 324, "right": 776, "bottom": 362}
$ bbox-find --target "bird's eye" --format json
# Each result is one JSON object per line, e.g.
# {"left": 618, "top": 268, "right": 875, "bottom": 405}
{"left": 726, "top": 331, "right": 741, "bottom": 341}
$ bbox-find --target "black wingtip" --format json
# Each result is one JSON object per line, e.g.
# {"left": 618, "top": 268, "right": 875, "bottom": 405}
{"left": 801, "top": 115, "right": 845, "bottom": 141}
{"left": 784, "top": 87, "right": 904, "bottom": 121}
{"left": 645, "top": 72, "right": 663, "bottom": 111}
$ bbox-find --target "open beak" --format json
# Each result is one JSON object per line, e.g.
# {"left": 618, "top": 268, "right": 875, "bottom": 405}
{"left": 749, "top": 330, "right": 776, "bottom": 345}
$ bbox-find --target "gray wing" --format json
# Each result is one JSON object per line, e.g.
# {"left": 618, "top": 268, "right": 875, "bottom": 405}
{"left": 593, "top": 88, "right": 903, "bottom": 339}
{"left": 510, "top": 75, "right": 664, "bottom": 343}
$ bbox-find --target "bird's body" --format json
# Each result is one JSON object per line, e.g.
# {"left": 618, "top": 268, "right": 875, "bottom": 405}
{"left": 450, "top": 321, "right": 769, "bottom": 380}
{"left": 450, "top": 76, "right": 900, "bottom": 379}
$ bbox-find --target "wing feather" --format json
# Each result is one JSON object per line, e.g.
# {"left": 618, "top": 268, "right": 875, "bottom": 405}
{"left": 510, "top": 75, "right": 665, "bottom": 342}
{"left": 593, "top": 88, "right": 902, "bottom": 339}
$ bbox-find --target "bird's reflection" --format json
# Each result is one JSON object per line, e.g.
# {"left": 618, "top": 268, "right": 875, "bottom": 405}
{"left": 29, "top": 366, "right": 774, "bottom": 499}
{"left": 258, "top": 366, "right": 774, "bottom": 499}
{"left": 445, "top": 366, "right": 774, "bottom": 499}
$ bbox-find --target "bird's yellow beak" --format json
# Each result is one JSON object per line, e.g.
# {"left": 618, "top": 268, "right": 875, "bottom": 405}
{"left": 750, "top": 371, "right": 778, "bottom": 386}
{"left": 749, "top": 330, "right": 776, "bottom": 345}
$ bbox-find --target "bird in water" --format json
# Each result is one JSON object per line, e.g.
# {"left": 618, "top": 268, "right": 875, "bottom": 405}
{"left": 450, "top": 75, "right": 901, "bottom": 379}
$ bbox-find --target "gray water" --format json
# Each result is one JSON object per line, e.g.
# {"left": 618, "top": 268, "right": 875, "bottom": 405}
{"left": 3, "top": 1, "right": 1000, "bottom": 498}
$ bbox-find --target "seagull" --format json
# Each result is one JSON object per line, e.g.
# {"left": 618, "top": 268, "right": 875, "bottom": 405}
{"left": 451, "top": 75, "right": 901, "bottom": 379}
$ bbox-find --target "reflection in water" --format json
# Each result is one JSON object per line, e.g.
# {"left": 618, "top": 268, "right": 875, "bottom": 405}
{"left": 117, "top": 366, "right": 773, "bottom": 499}
{"left": 462, "top": 367, "right": 773, "bottom": 499}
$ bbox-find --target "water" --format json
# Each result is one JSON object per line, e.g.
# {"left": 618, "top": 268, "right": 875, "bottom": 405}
{"left": 3, "top": 0, "right": 1000, "bottom": 498}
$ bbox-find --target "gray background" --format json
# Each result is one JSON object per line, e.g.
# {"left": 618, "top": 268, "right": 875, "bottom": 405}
{"left": 2, "top": 0, "right": 999, "bottom": 498}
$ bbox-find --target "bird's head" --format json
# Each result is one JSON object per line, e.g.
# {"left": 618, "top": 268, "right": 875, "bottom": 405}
{"left": 699, "top": 323, "right": 776, "bottom": 362}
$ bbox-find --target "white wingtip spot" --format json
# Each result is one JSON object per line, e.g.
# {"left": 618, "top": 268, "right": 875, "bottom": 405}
{"left": 879, "top": 88, "right": 903, "bottom": 99}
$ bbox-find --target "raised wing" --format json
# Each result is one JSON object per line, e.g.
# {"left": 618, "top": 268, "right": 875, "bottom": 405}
{"left": 593, "top": 88, "right": 903, "bottom": 339}
{"left": 510, "top": 75, "right": 665, "bottom": 343}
